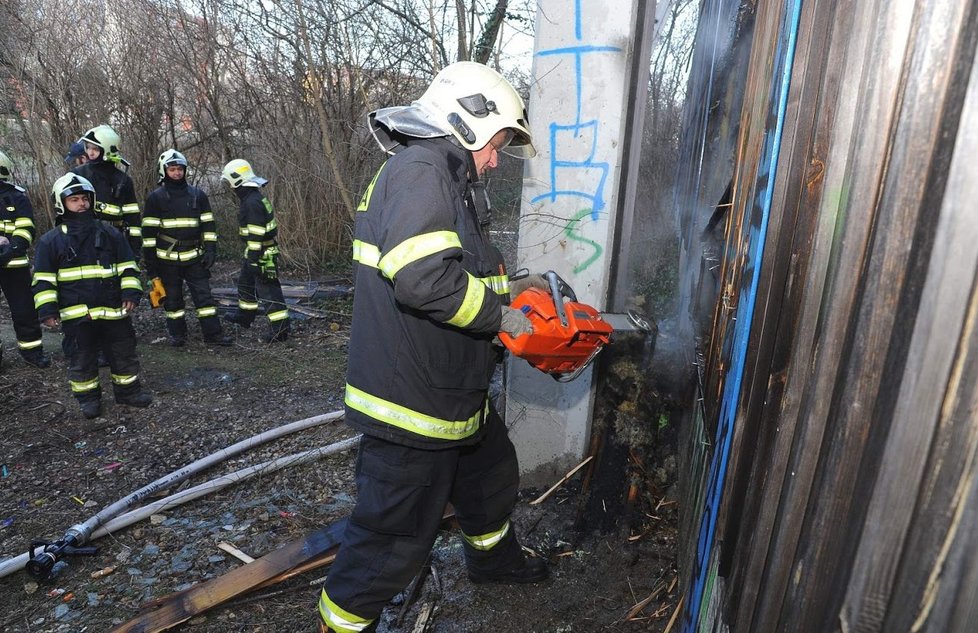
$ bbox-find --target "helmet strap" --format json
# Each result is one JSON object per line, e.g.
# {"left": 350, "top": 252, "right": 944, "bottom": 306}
{"left": 464, "top": 151, "right": 492, "bottom": 227}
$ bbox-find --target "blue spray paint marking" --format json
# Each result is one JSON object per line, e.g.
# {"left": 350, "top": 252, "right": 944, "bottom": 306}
{"left": 531, "top": 2, "right": 621, "bottom": 269}
{"left": 682, "top": 1, "right": 803, "bottom": 631}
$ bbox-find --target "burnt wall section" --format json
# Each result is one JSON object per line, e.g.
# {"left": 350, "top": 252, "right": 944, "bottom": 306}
{"left": 676, "top": 0, "right": 978, "bottom": 632}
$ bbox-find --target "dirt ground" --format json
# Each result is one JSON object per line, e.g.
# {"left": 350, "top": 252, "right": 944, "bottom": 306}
{"left": 0, "top": 263, "right": 679, "bottom": 633}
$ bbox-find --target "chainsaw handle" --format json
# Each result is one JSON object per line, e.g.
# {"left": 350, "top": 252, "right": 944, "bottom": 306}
{"left": 545, "top": 271, "right": 577, "bottom": 327}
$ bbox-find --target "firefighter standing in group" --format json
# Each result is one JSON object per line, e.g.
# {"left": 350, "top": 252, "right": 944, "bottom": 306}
{"left": 72, "top": 125, "right": 142, "bottom": 257}
{"left": 220, "top": 159, "right": 290, "bottom": 343}
{"left": 317, "top": 62, "right": 547, "bottom": 633}
{"left": 0, "top": 150, "right": 50, "bottom": 369}
{"left": 142, "top": 150, "right": 232, "bottom": 347}
{"left": 33, "top": 174, "right": 152, "bottom": 419}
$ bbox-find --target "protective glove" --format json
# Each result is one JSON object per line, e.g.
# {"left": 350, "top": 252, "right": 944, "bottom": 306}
{"left": 201, "top": 246, "right": 217, "bottom": 270}
{"left": 0, "top": 242, "right": 12, "bottom": 267}
{"left": 508, "top": 273, "right": 549, "bottom": 300}
{"left": 258, "top": 249, "right": 278, "bottom": 280}
{"left": 500, "top": 305, "right": 534, "bottom": 338}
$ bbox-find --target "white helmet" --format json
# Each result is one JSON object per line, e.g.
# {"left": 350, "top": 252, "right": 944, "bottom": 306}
{"left": 79, "top": 124, "right": 123, "bottom": 162}
{"left": 415, "top": 62, "right": 535, "bottom": 158}
{"left": 158, "top": 149, "right": 188, "bottom": 183}
{"left": 0, "top": 150, "right": 12, "bottom": 182}
{"left": 52, "top": 173, "right": 96, "bottom": 215}
{"left": 221, "top": 159, "right": 268, "bottom": 188}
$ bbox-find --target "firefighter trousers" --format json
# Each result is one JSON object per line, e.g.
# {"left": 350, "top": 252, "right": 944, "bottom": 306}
{"left": 320, "top": 406, "right": 522, "bottom": 631}
{"left": 63, "top": 318, "right": 142, "bottom": 402}
{"left": 0, "top": 267, "right": 43, "bottom": 353}
{"left": 160, "top": 261, "right": 221, "bottom": 338}
{"left": 236, "top": 262, "right": 289, "bottom": 335}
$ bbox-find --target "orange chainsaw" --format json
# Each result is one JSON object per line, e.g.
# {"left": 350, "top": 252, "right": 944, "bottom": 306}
{"left": 499, "top": 271, "right": 654, "bottom": 382}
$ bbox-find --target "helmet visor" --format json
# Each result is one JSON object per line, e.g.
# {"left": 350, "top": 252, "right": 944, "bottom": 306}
{"left": 502, "top": 128, "right": 536, "bottom": 159}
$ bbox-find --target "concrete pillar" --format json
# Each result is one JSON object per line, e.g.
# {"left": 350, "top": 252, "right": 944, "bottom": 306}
{"left": 506, "top": 0, "right": 655, "bottom": 480}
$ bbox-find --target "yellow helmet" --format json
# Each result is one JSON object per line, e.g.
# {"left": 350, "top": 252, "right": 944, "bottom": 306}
{"left": 79, "top": 124, "right": 123, "bottom": 162}
{"left": 52, "top": 173, "right": 96, "bottom": 215}
{"left": 415, "top": 62, "right": 535, "bottom": 158}
{"left": 0, "top": 150, "right": 13, "bottom": 182}
{"left": 221, "top": 159, "right": 268, "bottom": 188}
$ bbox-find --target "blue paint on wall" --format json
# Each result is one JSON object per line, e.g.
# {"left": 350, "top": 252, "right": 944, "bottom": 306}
{"left": 682, "top": 1, "right": 803, "bottom": 631}
{"left": 532, "top": 2, "right": 621, "bottom": 239}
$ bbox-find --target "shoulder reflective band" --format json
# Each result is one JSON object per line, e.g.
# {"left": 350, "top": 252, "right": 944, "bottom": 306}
{"left": 461, "top": 520, "right": 511, "bottom": 551}
{"left": 378, "top": 231, "right": 461, "bottom": 280}
{"left": 446, "top": 272, "right": 487, "bottom": 328}
{"left": 345, "top": 383, "right": 483, "bottom": 440}
{"left": 356, "top": 162, "right": 386, "bottom": 212}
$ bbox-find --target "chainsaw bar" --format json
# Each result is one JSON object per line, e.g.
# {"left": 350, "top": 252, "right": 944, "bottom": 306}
{"left": 600, "top": 311, "right": 654, "bottom": 336}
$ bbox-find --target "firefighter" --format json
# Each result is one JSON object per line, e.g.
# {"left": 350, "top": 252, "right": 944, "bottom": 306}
{"left": 317, "top": 62, "right": 546, "bottom": 633}
{"left": 64, "top": 141, "right": 88, "bottom": 168}
{"left": 0, "top": 150, "right": 50, "bottom": 369}
{"left": 142, "top": 150, "right": 231, "bottom": 347}
{"left": 33, "top": 174, "right": 152, "bottom": 419}
{"left": 72, "top": 125, "right": 142, "bottom": 257}
{"left": 220, "top": 159, "right": 290, "bottom": 343}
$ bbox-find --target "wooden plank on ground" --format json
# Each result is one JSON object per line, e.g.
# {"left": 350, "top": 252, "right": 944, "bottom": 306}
{"left": 110, "top": 519, "right": 347, "bottom": 633}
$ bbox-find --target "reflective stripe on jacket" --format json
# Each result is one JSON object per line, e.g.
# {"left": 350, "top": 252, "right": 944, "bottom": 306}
{"left": 235, "top": 186, "right": 278, "bottom": 263}
{"left": 142, "top": 181, "right": 215, "bottom": 264}
{"left": 32, "top": 220, "right": 142, "bottom": 321}
{"left": 0, "top": 183, "right": 36, "bottom": 268}
{"left": 72, "top": 161, "right": 141, "bottom": 240}
{"left": 345, "top": 136, "right": 507, "bottom": 449}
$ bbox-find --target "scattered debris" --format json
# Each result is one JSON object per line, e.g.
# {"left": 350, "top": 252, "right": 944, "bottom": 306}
{"left": 530, "top": 456, "right": 594, "bottom": 505}
{"left": 216, "top": 542, "right": 255, "bottom": 564}
{"left": 110, "top": 519, "right": 348, "bottom": 633}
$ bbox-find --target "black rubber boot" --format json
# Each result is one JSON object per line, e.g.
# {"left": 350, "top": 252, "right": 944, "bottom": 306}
{"left": 115, "top": 391, "right": 153, "bottom": 408}
{"left": 468, "top": 555, "right": 550, "bottom": 585}
{"left": 167, "top": 320, "right": 187, "bottom": 347}
{"left": 203, "top": 333, "right": 234, "bottom": 346}
{"left": 20, "top": 349, "right": 51, "bottom": 368}
{"left": 79, "top": 399, "right": 102, "bottom": 419}
{"left": 262, "top": 328, "right": 289, "bottom": 343}
{"left": 223, "top": 311, "right": 253, "bottom": 328}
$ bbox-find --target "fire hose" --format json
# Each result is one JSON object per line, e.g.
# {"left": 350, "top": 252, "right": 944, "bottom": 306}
{"left": 0, "top": 410, "right": 346, "bottom": 580}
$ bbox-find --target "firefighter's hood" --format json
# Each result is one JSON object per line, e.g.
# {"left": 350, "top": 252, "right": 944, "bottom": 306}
{"left": 367, "top": 103, "right": 451, "bottom": 155}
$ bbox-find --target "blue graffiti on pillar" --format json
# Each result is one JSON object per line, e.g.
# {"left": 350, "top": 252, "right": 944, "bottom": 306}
{"left": 531, "top": 0, "right": 621, "bottom": 271}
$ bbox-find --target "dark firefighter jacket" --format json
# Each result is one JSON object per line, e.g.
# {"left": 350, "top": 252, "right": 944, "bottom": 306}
{"left": 32, "top": 215, "right": 142, "bottom": 322}
{"left": 142, "top": 179, "right": 216, "bottom": 265}
{"left": 72, "top": 160, "right": 141, "bottom": 242}
{"left": 346, "top": 136, "right": 509, "bottom": 450}
{"left": 235, "top": 185, "right": 278, "bottom": 266}
{"left": 0, "top": 182, "right": 35, "bottom": 269}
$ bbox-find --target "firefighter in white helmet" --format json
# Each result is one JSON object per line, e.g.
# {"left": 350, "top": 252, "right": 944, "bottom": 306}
{"left": 220, "top": 159, "right": 290, "bottom": 342}
{"left": 72, "top": 125, "right": 143, "bottom": 257}
{"left": 142, "top": 150, "right": 231, "bottom": 346}
{"left": 317, "top": 62, "right": 546, "bottom": 633}
{"left": 33, "top": 174, "right": 152, "bottom": 419}
{"left": 0, "top": 150, "right": 50, "bottom": 369}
